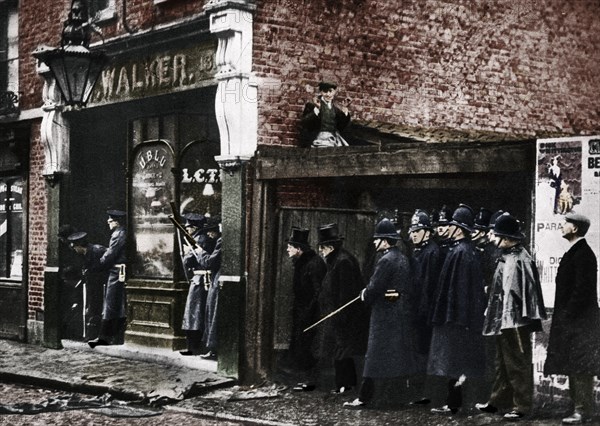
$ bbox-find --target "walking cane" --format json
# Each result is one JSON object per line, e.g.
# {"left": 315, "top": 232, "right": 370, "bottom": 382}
{"left": 303, "top": 295, "right": 361, "bottom": 333}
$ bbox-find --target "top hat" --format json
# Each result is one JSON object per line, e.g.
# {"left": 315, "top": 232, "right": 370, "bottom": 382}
{"left": 67, "top": 231, "right": 88, "bottom": 246}
{"left": 107, "top": 209, "right": 126, "bottom": 220}
{"left": 409, "top": 209, "right": 432, "bottom": 232}
{"left": 565, "top": 212, "right": 591, "bottom": 235}
{"left": 317, "top": 223, "right": 344, "bottom": 245}
{"left": 183, "top": 212, "right": 206, "bottom": 228}
{"left": 450, "top": 203, "right": 475, "bottom": 232}
{"left": 287, "top": 227, "right": 310, "bottom": 247}
{"left": 373, "top": 218, "right": 399, "bottom": 239}
{"left": 473, "top": 208, "right": 493, "bottom": 231}
{"left": 318, "top": 81, "right": 337, "bottom": 92}
{"left": 493, "top": 213, "right": 525, "bottom": 240}
{"left": 489, "top": 210, "right": 505, "bottom": 230}
{"left": 437, "top": 205, "right": 454, "bottom": 225}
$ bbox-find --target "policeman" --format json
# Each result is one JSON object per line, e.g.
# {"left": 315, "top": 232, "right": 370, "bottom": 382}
{"left": 344, "top": 218, "right": 418, "bottom": 409}
{"left": 434, "top": 205, "right": 454, "bottom": 265}
{"left": 428, "top": 204, "right": 486, "bottom": 415}
{"left": 88, "top": 209, "right": 127, "bottom": 348}
{"left": 472, "top": 208, "right": 498, "bottom": 293}
{"left": 408, "top": 209, "right": 442, "bottom": 406}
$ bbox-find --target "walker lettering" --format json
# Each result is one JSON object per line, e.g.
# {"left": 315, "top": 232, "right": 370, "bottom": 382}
{"left": 90, "top": 42, "right": 217, "bottom": 105}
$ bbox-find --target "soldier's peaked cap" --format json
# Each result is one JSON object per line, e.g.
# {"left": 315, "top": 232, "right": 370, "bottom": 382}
{"left": 183, "top": 213, "right": 206, "bottom": 228}
{"left": 107, "top": 209, "right": 126, "bottom": 220}
{"left": 67, "top": 231, "right": 88, "bottom": 245}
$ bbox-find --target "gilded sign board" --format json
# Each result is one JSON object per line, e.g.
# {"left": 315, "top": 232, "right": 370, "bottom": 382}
{"left": 89, "top": 41, "right": 217, "bottom": 106}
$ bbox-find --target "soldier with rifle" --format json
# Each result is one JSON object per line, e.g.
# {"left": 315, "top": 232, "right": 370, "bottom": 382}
{"left": 173, "top": 212, "right": 212, "bottom": 356}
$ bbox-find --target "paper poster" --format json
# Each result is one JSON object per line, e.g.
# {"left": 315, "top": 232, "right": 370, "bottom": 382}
{"left": 534, "top": 136, "right": 600, "bottom": 307}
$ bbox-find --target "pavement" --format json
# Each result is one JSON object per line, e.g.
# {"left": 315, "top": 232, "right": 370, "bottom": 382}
{"left": 0, "top": 339, "right": 595, "bottom": 425}
{"left": 0, "top": 339, "right": 232, "bottom": 404}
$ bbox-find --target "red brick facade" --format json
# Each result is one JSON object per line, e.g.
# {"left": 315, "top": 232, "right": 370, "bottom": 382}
{"left": 253, "top": 0, "right": 600, "bottom": 147}
{"left": 26, "top": 120, "right": 46, "bottom": 318}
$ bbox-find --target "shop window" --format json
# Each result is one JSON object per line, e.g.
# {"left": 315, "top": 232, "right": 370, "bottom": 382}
{"left": 129, "top": 113, "right": 221, "bottom": 281}
{"left": 0, "top": 2, "right": 19, "bottom": 115}
{"left": 0, "top": 178, "right": 23, "bottom": 280}
{"left": 131, "top": 141, "right": 175, "bottom": 279}
{"left": 179, "top": 141, "right": 221, "bottom": 219}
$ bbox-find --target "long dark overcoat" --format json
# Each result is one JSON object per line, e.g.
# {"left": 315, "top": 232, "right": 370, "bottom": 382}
{"left": 98, "top": 226, "right": 127, "bottom": 320}
{"left": 181, "top": 232, "right": 211, "bottom": 331}
{"left": 412, "top": 240, "right": 441, "bottom": 356}
{"left": 544, "top": 238, "right": 600, "bottom": 375}
{"left": 289, "top": 249, "right": 327, "bottom": 370}
{"left": 317, "top": 247, "right": 368, "bottom": 360}
{"left": 201, "top": 237, "right": 222, "bottom": 352}
{"left": 363, "top": 246, "right": 419, "bottom": 378}
{"left": 427, "top": 238, "right": 486, "bottom": 378}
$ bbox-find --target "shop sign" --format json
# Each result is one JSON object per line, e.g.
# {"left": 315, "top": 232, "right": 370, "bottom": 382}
{"left": 534, "top": 136, "right": 600, "bottom": 307}
{"left": 89, "top": 41, "right": 217, "bottom": 106}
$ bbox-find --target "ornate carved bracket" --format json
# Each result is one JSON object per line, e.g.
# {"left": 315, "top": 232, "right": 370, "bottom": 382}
{"left": 204, "top": 0, "right": 257, "bottom": 165}
{"left": 36, "top": 59, "right": 70, "bottom": 180}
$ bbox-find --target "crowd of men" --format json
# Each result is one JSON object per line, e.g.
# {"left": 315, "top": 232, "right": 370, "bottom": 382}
{"left": 284, "top": 205, "right": 599, "bottom": 424}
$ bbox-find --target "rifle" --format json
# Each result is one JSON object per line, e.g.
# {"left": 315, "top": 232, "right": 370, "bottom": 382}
{"left": 169, "top": 202, "right": 194, "bottom": 282}
{"left": 168, "top": 214, "right": 200, "bottom": 249}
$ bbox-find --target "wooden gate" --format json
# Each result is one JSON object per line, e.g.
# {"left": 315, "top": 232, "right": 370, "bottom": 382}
{"left": 273, "top": 207, "right": 377, "bottom": 350}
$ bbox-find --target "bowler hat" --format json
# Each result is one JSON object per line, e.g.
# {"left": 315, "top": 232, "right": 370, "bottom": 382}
{"left": 67, "top": 231, "right": 88, "bottom": 246}
{"left": 450, "top": 203, "right": 475, "bottom": 232}
{"left": 565, "top": 212, "right": 591, "bottom": 235}
{"left": 183, "top": 213, "right": 206, "bottom": 228}
{"left": 318, "top": 81, "right": 337, "bottom": 91}
{"left": 437, "top": 205, "right": 453, "bottom": 225}
{"left": 373, "top": 218, "right": 399, "bottom": 239}
{"left": 473, "top": 208, "right": 492, "bottom": 230}
{"left": 317, "top": 223, "right": 344, "bottom": 245}
{"left": 107, "top": 209, "right": 126, "bottom": 220}
{"left": 287, "top": 227, "right": 310, "bottom": 247}
{"left": 409, "top": 209, "right": 432, "bottom": 232}
{"left": 493, "top": 213, "right": 525, "bottom": 240}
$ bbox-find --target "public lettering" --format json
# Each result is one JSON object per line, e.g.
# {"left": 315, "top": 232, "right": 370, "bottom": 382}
{"left": 10, "top": 184, "right": 22, "bottom": 194}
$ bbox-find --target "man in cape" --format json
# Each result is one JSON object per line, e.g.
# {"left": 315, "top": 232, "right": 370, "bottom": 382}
{"left": 476, "top": 213, "right": 546, "bottom": 421}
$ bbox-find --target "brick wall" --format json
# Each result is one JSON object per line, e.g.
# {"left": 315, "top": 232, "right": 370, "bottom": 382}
{"left": 254, "top": 0, "right": 600, "bottom": 147}
{"left": 27, "top": 120, "right": 46, "bottom": 319}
